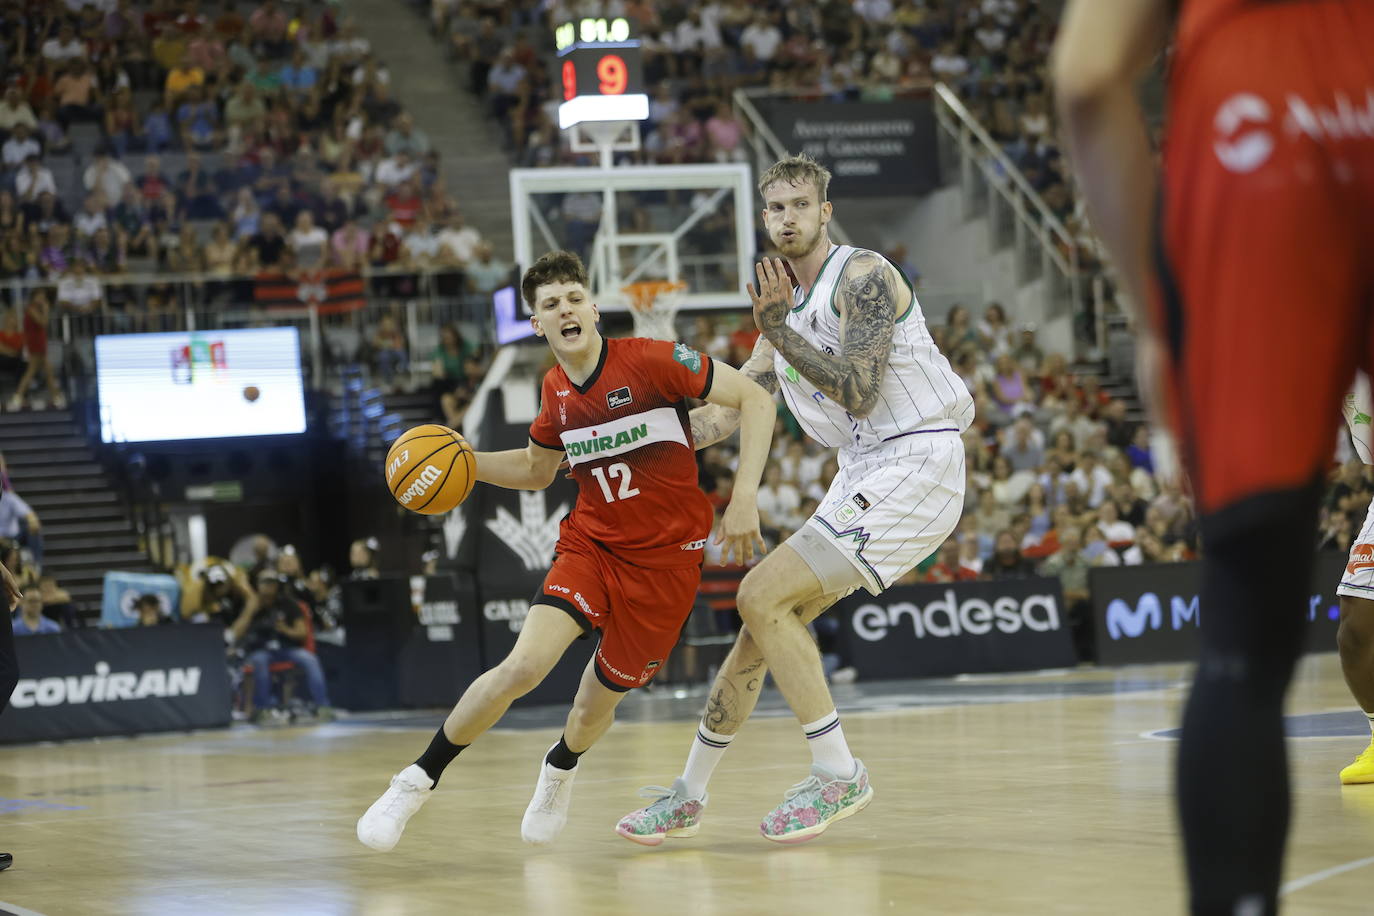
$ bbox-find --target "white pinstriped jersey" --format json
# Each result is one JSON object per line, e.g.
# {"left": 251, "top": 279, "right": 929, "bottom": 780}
{"left": 774, "top": 245, "right": 975, "bottom": 453}
{"left": 1344, "top": 371, "right": 1373, "bottom": 465}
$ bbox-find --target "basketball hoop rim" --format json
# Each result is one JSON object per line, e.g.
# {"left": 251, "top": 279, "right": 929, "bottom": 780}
{"left": 623, "top": 280, "right": 688, "bottom": 314}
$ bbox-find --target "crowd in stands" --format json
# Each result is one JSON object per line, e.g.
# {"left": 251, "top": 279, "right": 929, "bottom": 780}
{"left": 0, "top": 0, "right": 511, "bottom": 346}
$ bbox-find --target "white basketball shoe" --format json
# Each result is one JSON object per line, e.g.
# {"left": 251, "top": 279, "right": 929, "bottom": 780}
{"left": 521, "top": 749, "right": 579, "bottom": 846}
{"left": 357, "top": 764, "right": 433, "bottom": 851}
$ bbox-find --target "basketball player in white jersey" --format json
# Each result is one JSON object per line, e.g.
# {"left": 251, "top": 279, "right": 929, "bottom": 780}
{"left": 618, "top": 153, "right": 974, "bottom": 845}
{"left": 1337, "top": 373, "right": 1374, "bottom": 784}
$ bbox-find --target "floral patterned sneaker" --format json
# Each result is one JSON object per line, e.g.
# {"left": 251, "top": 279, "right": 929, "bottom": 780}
{"left": 760, "top": 760, "right": 873, "bottom": 844}
{"left": 615, "top": 778, "right": 707, "bottom": 846}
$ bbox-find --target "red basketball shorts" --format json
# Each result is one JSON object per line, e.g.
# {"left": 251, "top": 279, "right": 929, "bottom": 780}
{"left": 1154, "top": 0, "right": 1374, "bottom": 515}
{"left": 537, "top": 527, "right": 701, "bottom": 691}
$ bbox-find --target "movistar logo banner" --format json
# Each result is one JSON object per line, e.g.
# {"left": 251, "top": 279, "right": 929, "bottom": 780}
{"left": 560, "top": 407, "right": 687, "bottom": 467}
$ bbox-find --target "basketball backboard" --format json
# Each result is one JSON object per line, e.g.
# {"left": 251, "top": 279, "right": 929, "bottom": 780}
{"left": 508, "top": 162, "right": 755, "bottom": 312}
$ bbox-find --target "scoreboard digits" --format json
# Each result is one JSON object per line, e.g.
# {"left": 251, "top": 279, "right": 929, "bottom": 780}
{"left": 554, "top": 17, "right": 648, "bottom": 129}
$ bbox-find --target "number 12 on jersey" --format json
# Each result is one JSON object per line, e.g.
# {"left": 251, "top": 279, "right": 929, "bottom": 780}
{"left": 590, "top": 462, "right": 639, "bottom": 502}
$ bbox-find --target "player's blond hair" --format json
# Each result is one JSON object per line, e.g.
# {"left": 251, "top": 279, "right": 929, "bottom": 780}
{"left": 521, "top": 250, "right": 589, "bottom": 311}
{"left": 757, "top": 153, "right": 831, "bottom": 203}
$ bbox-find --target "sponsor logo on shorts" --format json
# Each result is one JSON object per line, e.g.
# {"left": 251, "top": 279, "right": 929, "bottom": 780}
{"left": 1348, "top": 543, "right": 1374, "bottom": 576}
{"left": 835, "top": 504, "right": 857, "bottom": 524}
{"left": 606, "top": 386, "right": 633, "bottom": 409}
{"left": 573, "top": 591, "right": 601, "bottom": 619}
{"left": 639, "top": 659, "right": 662, "bottom": 684}
{"left": 784, "top": 366, "right": 800, "bottom": 384}
{"left": 596, "top": 647, "right": 636, "bottom": 684}
{"left": 852, "top": 492, "right": 871, "bottom": 510}
{"left": 681, "top": 538, "right": 707, "bottom": 551}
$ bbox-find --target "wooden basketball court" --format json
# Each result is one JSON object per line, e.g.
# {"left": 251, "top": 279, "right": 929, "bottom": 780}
{"left": 0, "top": 655, "right": 1370, "bottom": 914}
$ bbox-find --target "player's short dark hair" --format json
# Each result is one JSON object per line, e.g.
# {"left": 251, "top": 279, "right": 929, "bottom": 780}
{"left": 521, "top": 250, "right": 589, "bottom": 313}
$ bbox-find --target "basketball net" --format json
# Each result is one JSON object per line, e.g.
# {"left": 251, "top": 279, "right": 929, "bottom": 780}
{"left": 623, "top": 280, "right": 687, "bottom": 342}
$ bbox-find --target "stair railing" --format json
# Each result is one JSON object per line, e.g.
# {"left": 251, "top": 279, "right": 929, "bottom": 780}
{"left": 931, "top": 83, "right": 1086, "bottom": 348}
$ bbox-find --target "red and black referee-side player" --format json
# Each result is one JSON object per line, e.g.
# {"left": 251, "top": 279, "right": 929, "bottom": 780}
{"left": 1055, "top": 1, "right": 1374, "bottom": 913}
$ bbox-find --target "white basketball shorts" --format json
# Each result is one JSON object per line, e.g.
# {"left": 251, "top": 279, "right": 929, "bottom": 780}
{"left": 794, "top": 431, "right": 965, "bottom": 596}
{"left": 1338, "top": 494, "right": 1374, "bottom": 600}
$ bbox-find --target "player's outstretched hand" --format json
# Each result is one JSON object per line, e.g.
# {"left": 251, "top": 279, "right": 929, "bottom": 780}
{"left": 748, "top": 257, "right": 792, "bottom": 336}
{"left": 0, "top": 559, "right": 21, "bottom": 612}
{"left": 717, "top": 498, "right": 767, "bottom": 566}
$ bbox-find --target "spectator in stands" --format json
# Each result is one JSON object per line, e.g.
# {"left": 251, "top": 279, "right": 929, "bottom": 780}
{"left": 235, "top": 570, "right": 332, "bottom": 723}
{"left": 370, "top": 312, "right": 408, "bottom": 391}
{"left": 2, "top": 123, "right": 41, "bottom": 170}
{"left": 988, "top": 352, "right": 1035, "bottom": 422}
{"left": 0, "top": 309, "right": 23, "bottom": 394}
{"left": 12, "top": 591, "right": 59, "bottom": 636}
{"left": 385, "top": 112, "right": 431, "bottom": 157}
{"left": 374, "top": 148, "right": 417, "bottom": 191}
{"left": 943, "top": 304, "right": 980, "bottom": 353}
{"left": 288, "top": 209, "right": 328, "bottom": 271}
{"left": 1002, "top": 415, "right": 1045, "bottom": 472}
{"left": 279, "top": 49, "right": 318, "bottom": 97}
{"left": 0, "top": 87, "right": 37, "bottom": 134}
{"left": 1013, "top": 326, "right": 1044, "bottom": 374}
{"left": 165, "top": 223, "right": 206, "bottom": 274}
{"left": 1069, "top": 449, "right": 1113, "bottom": 508}
{"left": 0, "top": 454, "right": 40, "bottom": 570}
{"left": 176, "top": 85, "right": 221, "bottom": 150}
{"left": 74, "top": 194, "right": 108, "bottom": 243}
{"left": 84, "top": 148, "right": 133, "bottom": 212}
{"left": 10, "top": 289, "right": 64, "bottom": 411}
{"left": 135, "top": 593, "right": 170, "bottom": 626}
{"left": 56, "top": 258, "right": 104, "bottom": 315}
{"left": 1038, "top": 521, "right": 1094, "bottom": 608}
{"left": 349, "top": 537, "right": 380, "bottom": 580}
{"left": 329, "top": 217, "right": 369, "bottom": 270}
{"left": 38, "top": 576, "right": 76, "bottom": 628}
{"left": 401, "top": 213, "right": 442, "bottom": 271}
{"left": 15, "top": 155, "right": 56, "bottom": 206}
{"left": 985, "top": 529, "right": 1035, "bottom": 578}
{"left": 114, "top": 183, "right": 157, "bottom": 258}
{"left": 41, "top": 22, "right": 86, "bottom": 64}
{"left": 431, "top": 323, "right": 474, "bottom": 426}
{"left": 1126, "top": 425, "right": 1154, "bottom": 474}
{"left": 248, "top": 212, "right": 289, "bottom": 271}
{"left": 384, "top": 178, "right": 423, "bottom": 227}
{"left": 465, "top": 241, "right": 509, "bottom": 296}
{"left": 53, "top": 60, "right": 103, "bottom": 129}
{"left": 163, "top": 52, "right": 206, "bottom": 108}
{"left": 756, "top": 463, "right": 802, "bottom": 540}
{"left": 436, "top": 212, "right": 481, "bottom": 267}
{"left": 1102, "top": 399, "right": 1134, "bottom": 450}
{"left": 141, "top": 98, "right": 175, "bottom": 153}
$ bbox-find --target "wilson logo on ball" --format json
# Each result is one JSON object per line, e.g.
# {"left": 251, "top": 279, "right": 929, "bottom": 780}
{"left": 399, "top": 464, "right": 444, "bottom": 504}
{"left": 386, "top": 450, "right": 409, "bottom": 484}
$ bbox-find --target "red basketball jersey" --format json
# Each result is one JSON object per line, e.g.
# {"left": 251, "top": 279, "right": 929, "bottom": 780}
{"left": 529, "top": 337, "right": 715, "bottom": 569}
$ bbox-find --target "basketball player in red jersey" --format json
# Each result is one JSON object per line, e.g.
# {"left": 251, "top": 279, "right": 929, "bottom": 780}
{"left": 1056, "top": 1, "right": 1374, "bottom": 912}
{"left": 357, "top": 251, "right": 775, "bottom": 850}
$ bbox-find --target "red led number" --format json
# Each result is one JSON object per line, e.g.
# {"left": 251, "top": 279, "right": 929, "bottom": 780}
{"left": 597, "top": 54, "right": 627, "bottom": 95}
{"left": 562, "top": 60, "right": 576, "bottom": 101}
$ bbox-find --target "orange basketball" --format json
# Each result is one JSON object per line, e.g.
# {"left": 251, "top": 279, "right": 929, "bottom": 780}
{"left": 385, "top": 424, "right": 475, "bottom": 515}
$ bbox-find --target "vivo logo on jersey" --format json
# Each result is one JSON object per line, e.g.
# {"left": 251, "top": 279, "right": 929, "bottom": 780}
{"left": 559, "top": 407, "right": 688, "bottom": 467}
{"left": 852, "top": 591, "right": 1061, "bottom": 642}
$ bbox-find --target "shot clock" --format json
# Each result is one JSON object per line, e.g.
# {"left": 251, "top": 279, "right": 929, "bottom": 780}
{"left": 555, "top": 16, "right": 649, "bottom": 129}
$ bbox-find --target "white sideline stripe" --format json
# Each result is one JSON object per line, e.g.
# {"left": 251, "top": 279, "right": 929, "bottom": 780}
{"left": 0, "top": 899, "right": 50, "bottom": 916}
{"left": 1281, "top": 854, "right": 1374, "bottom": 895}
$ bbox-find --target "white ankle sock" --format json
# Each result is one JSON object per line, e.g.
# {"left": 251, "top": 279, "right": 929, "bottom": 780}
{"left": 1366, "top": 712, "right": 1374, "bottom": 738}
{"left": 803, "top": 711, "right": 856, "bottom": 779}
{"left": 680, "top": 723, "right": 733, "bottom": 798}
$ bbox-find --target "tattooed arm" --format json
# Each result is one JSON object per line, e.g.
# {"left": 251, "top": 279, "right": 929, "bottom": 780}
{"left": 687, "top": 336, "right": 779, "bottom": 449}
{"left": 749, "top": 253, "right": 901, "bottom": 419}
